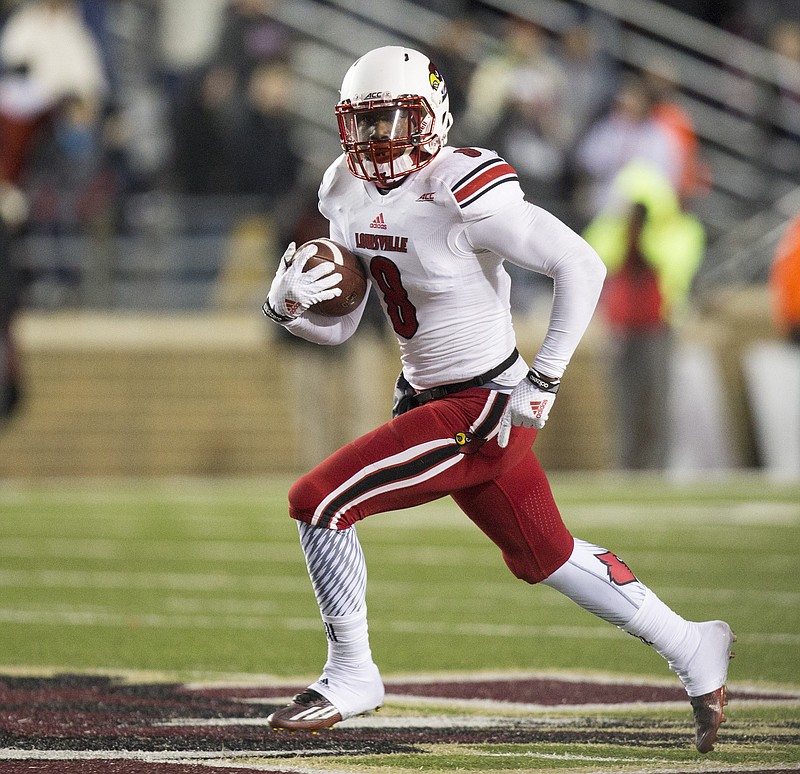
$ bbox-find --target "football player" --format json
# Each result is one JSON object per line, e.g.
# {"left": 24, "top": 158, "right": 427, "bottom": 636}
{"left": 263, "top": 46, "right": 733, "bottom": 753}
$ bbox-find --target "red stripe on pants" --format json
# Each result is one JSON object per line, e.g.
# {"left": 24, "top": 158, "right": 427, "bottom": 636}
{"left": 288, "top": 388, "right": 573, "bottom": 583}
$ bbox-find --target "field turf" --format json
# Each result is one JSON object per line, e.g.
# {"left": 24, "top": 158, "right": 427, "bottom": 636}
{"left": 0, "top": 473, "right": 798, "bottom": 772}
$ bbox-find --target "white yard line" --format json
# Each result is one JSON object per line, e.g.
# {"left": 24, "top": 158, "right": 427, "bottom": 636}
{"left": 0, "top": 606, "right": 797, "bottom": 647}
{"left": 1, "top": 568, "right": 799, "bottom": 609}
{"left": 1, "top": 745, "right": 798, "bottom": 774}
{"left": 1, "top": 483, "right": 798, "bottom": 525}
{"left": 0, "top": 747, "right": 340, "bottom": 762}
{"left": 156, "top": 694, "right": 800, "bottom": 727}
{"left": 0, "top": 537, "right": 501, "bottom": 566}
{"left": 565, "top": 501, "right": 800, "bottom": 526}
{"left": 0, "top": 568, "right": 318, "bottom": 593}
{"left": 0, "top": 538, "right": 303, "bottom": 563}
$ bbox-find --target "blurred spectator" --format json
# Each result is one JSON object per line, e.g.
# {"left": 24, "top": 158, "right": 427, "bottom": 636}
{"left": 27, "top": 94, "right": 107, "bottom": 227}
{"left": 428, "top": 16, "right": 482, "bottom": 137}
{"left": 583, "top": 162, "right": 705, "bottom": 469}
{"left": 770, "top": 214, "right": 800, "bottom": 345}
{"left": 0, "top": 0, "right": 107, "bottom": 107}
{"left": 559, "top": 20, "right": 618, "bottom": 224}
{"left": 97, "top": 0, "right": 171, "bottom": 193}
{"left": 560, "top": 22, "right": 618, "bottom": 151}
{"left": 157, "top": 0, "right": 229, "bottom": 103}
{"left": 573, "top": 75, "right": 681, "bottom": 223}
{"left": 0, "top": 59, "right": 49, "bottom": 185}
{"left": 0, "top": 0, "right": 107, "bottom": 187}
{"left": 0, "top": 2, "right": 111, "bottom": 308}
{"left": 462, "top": 16, "right": 571, "bottom": 209}
{"left": 21, "top": 93, "right": 124, "bottom": 305}
{"left": 79, "top": 0, "right": 114, "bottom": 93}
{"left": 171, "top": 63, "right": 243, "bottom": 195}
{"left": 761, "top": 19, "right": 800, "bottom": 178}
{"left": 99, "top": 104, "right": 136, "bottom": 208}
{"left": 0, "top": 192, "right": 25, "bottom": 425}
{"left": 212, "top": 61, "right": 303, "bottom": 312}
{"left": 232, "top": 61, "right": 301, "bottom": 204}
{"left": 722, "top": 0, "right": 800, "bottom": 45}
{"left": 643, "top": 60, "right": 711, "bottom": 204}
{"left": 215, "top": 0, "right": 293, "bottom": 80}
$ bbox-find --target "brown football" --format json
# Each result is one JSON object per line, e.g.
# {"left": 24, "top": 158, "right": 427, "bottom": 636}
{"left": 298, "top": 238, "right": 367, "bottom": 316}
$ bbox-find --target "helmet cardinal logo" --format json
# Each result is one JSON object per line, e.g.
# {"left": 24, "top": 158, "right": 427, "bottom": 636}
{"left": 595, "top": 551, "right": 637, "bottom": 585}
{"left": 428, "top": 62, "right": 445, "bottom": 95}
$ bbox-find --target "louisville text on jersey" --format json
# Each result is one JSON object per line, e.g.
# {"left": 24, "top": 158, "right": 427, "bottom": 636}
{"left": 355, "top": 233, "right": 409, "bottom": 252}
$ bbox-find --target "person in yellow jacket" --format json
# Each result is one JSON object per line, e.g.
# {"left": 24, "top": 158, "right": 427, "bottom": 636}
{"left": 584, "top": 161, "right": 705, "bottom": 469}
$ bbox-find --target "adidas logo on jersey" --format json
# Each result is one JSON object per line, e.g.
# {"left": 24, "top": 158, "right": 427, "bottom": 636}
{"left": 370, "top": 212, "right": 387, "bottom": 230}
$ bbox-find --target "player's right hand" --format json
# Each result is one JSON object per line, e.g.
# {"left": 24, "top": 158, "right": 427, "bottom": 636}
{"left": 263, "top": 242, "right": 342, "bottom": 322}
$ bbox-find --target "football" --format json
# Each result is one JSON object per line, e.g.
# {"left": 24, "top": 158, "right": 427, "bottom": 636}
{"left": 298, "top": 238, "right": 368, "bottom": 316}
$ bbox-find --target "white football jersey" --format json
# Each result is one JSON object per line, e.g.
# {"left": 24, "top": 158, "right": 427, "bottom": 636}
{"left": 286, "top": 146, "right": 605, "bottom": 390}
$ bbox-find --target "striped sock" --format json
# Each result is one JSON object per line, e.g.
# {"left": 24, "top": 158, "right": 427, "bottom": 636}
{"left": 298, "top": 520, "right": 367, "bottom": 617}
{"left": 297, "top": 522, "right": 382, "bottom": 716}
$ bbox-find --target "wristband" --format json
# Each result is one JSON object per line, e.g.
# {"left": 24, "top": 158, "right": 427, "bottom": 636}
{"left": 526, "top": 368, "right": 560, "bottom": 394}
{"left": 262, "top": 300, "right": 295, "bottom": 324}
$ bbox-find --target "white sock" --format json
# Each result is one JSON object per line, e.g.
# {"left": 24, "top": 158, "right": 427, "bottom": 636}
{"left": 622, "top": 590, "right": 733, "bottom": 696}
{"left": 321, "top": 609, "right": 374, "bottom": 672}
{"left": 543, "top": 538, "right": 729, "bottom": 696}
{"left": 622, "top": 589, "right": 699, "bottom": 659}
{"left": 309, "top": 609, "right": 384, "bottom": 718}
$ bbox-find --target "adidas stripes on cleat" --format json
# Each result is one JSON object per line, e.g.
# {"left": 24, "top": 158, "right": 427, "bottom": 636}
{"left": 268, "top": 689, "right": 343, "bottom": 731}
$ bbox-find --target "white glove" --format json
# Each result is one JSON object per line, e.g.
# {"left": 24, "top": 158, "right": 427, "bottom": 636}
{"left": 497, "top": 369, "right": 560, "bottom": 448}
{"left": 263, "top": 242, "right": 342, "bottom": 322}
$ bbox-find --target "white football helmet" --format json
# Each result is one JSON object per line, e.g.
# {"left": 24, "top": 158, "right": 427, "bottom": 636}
{"left": 335, "top": 46, "right": 453, "bottom": 184}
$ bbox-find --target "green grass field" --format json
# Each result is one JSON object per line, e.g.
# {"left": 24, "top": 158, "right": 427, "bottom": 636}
{"left": 1, "top": 474, "right": 797, "bottom": 684}
{"left": 1, "top": 473, "right": 798, "bottom": 772}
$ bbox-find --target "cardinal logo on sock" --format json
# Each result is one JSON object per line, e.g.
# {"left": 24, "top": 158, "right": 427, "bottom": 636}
{"left": 595, "top": 551, "right": 637, "bottom": 585}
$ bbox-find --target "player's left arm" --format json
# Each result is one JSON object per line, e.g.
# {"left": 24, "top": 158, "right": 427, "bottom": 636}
{"left": 462, "top": 200, "right": 606, "bottom": 443}
{"left": 263, "top": 224, "right": 370, "bottom": 346}
{"left": 274, "top": 281, "right": 369, "bottom": 346}
{"left": 263, "top": 162, "right": 370, "bottom": 346}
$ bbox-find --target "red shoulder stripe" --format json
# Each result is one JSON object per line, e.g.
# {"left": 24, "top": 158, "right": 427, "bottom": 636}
{"left": 453, "top": 162, "right": 516, "bottom": 204}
